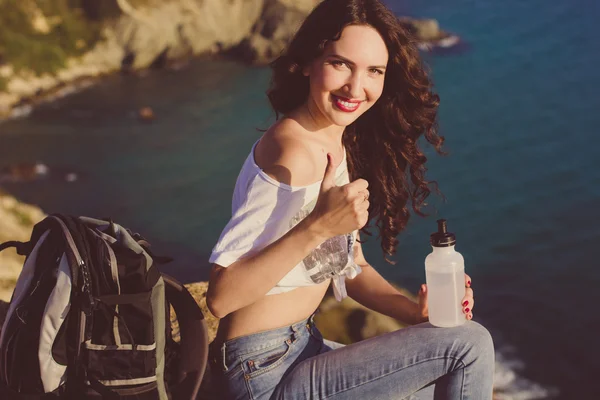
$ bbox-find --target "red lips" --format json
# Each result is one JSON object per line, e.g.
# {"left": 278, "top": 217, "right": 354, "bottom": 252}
{"left": 332, "top": 95, "right": 362, "bottom": 113}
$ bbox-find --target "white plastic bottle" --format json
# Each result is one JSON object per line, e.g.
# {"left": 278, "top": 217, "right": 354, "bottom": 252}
{"left": 425, "top": 219, "right": 466, "bottom": 328}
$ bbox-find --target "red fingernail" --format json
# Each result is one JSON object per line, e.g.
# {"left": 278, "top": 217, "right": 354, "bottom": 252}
{"left": 462, "top": 301, "right": 468, "bottom": 306}
{"left": 467, "top": 280, "right": 471, "bottom": 286}
{"left": 465, "top": 308, "right": 470, "bottom": 313}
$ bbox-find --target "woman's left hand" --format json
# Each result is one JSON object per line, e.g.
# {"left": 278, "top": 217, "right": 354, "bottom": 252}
{"left": 416, "top": 273, "right": 475, "bottom": 323}
{"left": 461, "top": 274, "right": 474, "bottom": 320}
{"left": 415, "top": 284, "right": 429, "bottom": 324}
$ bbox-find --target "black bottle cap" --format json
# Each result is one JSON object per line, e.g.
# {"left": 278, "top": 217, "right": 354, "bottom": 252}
{"left": 430, "top": 219, "right": 456, "bottom": 247}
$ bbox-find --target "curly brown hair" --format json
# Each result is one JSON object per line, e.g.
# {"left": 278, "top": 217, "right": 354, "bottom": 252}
{"left": 267, "top": 0, "right": 445, "bottom": 264}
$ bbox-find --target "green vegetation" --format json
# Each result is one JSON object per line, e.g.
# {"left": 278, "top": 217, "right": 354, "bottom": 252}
{"left": 0, "top": 0, "right": 121, "bottom": 83}
{"left": 11, "top": 208, "right": 34, "bottom": 227}
{"left": 0, "top": 277, "right": 18, "bottom": 292}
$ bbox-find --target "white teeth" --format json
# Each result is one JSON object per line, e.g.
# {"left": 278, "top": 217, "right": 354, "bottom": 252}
{"left": 337, "top": 98, "right": 358, "bottom": 108}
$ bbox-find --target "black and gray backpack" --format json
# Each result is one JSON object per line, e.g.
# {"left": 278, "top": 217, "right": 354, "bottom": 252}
{"left": 0, "top": 214, "right": 208, "bottom": 399}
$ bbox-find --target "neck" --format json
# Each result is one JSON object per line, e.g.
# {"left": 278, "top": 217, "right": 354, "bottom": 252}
{"left": 290, "top": 100, "right": 345, "bottom": 149}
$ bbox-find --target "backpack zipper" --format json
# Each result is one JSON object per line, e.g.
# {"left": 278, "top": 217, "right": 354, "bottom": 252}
{"left": 80, "top": 260, "right": 96, "bottom": 316}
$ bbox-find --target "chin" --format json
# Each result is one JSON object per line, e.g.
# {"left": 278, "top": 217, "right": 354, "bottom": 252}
{"left": 328, "top": 109, "right": 366, "bottom": 127}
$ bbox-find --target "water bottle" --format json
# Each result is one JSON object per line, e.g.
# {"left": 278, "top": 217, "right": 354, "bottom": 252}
{"left": 425, "top": 219, "right": 466, "bottom": 327}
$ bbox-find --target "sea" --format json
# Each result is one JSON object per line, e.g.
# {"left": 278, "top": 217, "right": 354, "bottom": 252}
{"left": 0, "top": 0, "right": 598, "bottom": 398}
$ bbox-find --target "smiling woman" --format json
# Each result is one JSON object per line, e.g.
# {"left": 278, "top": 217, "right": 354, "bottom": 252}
{"left": 206, "top": 1, "right": 495, "bottom": 399}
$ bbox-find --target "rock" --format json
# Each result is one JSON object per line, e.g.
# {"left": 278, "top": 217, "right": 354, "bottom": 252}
{"left": 0, "top": 0, "right": 268, "bottom": 116}
{"left": 314, "top": 285, "right": 416, "bottom": 343}
{"left": 402, "top": 18, "right": 442, "bottom": 41}
{"left": 0, "top": 162, "right": 49, "bottom": 182}
{"left": 138, "top": 106, "right": 156, "bottom": 122}
{"left": 111, "top": 0, "right": 267, "bottom": 70}
{"left": 170, "top": 282, "right": 220, "bottom": 344}
{"left": 228, "top": 0, "right": 319, "bottom": 65}
{"left": 399, "top": 17, "right": 461, "bottom": 50}
{"left": 64, "top": 173, "right": 78, "bottom": 183}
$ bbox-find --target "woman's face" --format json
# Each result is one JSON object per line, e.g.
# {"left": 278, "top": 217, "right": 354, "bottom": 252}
{"left": 303, "top": 24, "right": 389, "bottom": 128}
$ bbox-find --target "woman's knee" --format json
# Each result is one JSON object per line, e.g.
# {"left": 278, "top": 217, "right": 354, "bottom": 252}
{"left": 455, "top": 321, "right": 495, "bottom": 365}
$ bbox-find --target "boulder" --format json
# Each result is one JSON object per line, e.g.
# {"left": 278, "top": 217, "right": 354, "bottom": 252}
{"left": 399, "top": 17, "right": 455, "bottom": 43}
{"left": 227, "top": 0, "right": 319, "bottom": 65}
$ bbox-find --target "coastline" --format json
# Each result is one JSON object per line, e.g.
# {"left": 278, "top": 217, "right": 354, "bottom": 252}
{"left": 0, "top": 0, "right": 457, "bottom": 121}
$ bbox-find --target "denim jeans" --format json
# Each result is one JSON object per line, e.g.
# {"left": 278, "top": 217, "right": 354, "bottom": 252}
{"left": 208, "top": 313, "right": 495, "bottom": 400}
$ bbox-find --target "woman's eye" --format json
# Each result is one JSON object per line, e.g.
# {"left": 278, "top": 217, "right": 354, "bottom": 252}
{"left": 369, "top": 68, "right": 384, "bottom": 76}
{"left": 331, "top": 60, "right": 347, "bottom": 68}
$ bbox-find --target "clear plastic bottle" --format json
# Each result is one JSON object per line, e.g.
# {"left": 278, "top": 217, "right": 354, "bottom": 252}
{"left": 425, "top": 219, "right": 466, "bottom": 328}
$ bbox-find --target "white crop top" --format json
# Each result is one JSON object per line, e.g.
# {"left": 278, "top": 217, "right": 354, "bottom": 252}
{"left": 209, "top": 138, "right": 362, "bottom": 301}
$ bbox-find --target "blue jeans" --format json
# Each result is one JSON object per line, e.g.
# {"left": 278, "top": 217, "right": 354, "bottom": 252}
{"left": 208, "top": 313, "right": 495, "bottom": 399}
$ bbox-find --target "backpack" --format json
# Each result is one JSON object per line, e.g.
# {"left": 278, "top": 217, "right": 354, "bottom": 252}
{"left": 0, "top": 214, "right": 209, "bottom": 399}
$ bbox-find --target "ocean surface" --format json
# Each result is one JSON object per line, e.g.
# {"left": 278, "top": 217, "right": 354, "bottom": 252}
{"left": 0, "top": 0, "right": 598, "bottom": 398}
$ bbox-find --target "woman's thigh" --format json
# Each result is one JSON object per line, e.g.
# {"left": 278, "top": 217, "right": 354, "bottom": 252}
{"left": 273, "top": 321, "right": 494, "bottom": 400}
{"left": 314, "top": 328, "right": 434, "bottom": 400}
{"left": 319, "top": 338, "right": 436, "bottom": 400}
{"left": 211, "top": 316, "right": 324, "bottom": 400}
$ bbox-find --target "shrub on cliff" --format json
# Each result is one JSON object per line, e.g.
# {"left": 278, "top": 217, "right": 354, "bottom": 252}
{"left": 0, "top": 0, "right": 121, "bottom": 77}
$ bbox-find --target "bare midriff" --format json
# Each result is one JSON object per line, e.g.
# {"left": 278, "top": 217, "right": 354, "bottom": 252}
{"left": 215, "top": 280, "right": 330, "bottom": 342}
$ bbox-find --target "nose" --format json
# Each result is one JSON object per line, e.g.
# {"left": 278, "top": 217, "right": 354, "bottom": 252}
{"left": 343, "top": 71, "right": 366, "bottom": 100}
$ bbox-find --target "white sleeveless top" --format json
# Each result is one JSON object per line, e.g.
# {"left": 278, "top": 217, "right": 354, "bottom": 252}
{"left": 209, "top": 138, "right": 362, "bottom": 301}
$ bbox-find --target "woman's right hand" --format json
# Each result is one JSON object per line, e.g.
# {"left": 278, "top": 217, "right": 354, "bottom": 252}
{"left": 308, "top": 152, "right": 370, "bottom": 239}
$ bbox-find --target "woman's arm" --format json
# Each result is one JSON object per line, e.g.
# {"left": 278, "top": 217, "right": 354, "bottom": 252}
{"left": 345, "top": 232, "right": 428, "bottom": 325}
{"left": 207, "top": 137, "right": 332, "bottom": 318}
{"left": 207, "top": 213, "right": 326, "bottom": 318}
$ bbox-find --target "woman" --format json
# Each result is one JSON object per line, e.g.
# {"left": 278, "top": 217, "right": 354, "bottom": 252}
{"left": 206, "top": 0, "right": 495, "bottom": 399}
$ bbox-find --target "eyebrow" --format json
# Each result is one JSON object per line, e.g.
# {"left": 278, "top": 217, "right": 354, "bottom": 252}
{"left": 328, "top": 54, "right": 387, "bottom": 70}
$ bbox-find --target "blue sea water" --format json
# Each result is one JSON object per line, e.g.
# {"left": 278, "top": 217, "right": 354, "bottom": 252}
{"left": 0, "top": 0, "right": 598, "bottom": 398}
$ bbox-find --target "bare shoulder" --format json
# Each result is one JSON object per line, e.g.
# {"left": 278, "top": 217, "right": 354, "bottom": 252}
{"left": 254, "top": 119, "right": 325, "bottom": 187}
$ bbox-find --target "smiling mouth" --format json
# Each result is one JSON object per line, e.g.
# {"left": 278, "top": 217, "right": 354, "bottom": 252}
{"left": 332, "top": 95, "right": 363, "bottom": 112}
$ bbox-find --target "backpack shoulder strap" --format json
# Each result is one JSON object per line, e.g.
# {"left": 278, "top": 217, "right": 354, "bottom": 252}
{"left": 0, "top": 241, "right": 32, "bottom": 255}
{"left": 162, "top": 273, "right": 208, "bottom": 400}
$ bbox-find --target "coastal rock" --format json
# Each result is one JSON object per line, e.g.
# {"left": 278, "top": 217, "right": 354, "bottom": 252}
{"left": 0, "top": 0, "right": 269, "bottom": 118}
{"left": 138, "top": 106, "right": 156, "bottom": 122}
{"left": 111, "top": 0, "right": 266, "bottom": 70}
{"left": 228, "top": 0, "right": 320, "bottom": 65}
{"left": 171, "top": 281, "right": 220, "bottom": 344}
{"left": 0, "top": 162, "right": 49, "bottom": 182}
{"left": 401, "top": 18, "right": 443, "bottom": 41}
{"left": 315, "top": 287, "right": 414, "bottom": 343}
{"left": 399, "top": 17, "right": 461, "bottom": 52}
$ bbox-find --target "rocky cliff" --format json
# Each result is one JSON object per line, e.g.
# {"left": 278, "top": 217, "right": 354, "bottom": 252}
{"left": 0, "top": 0, "right": 319, "bottom": 117}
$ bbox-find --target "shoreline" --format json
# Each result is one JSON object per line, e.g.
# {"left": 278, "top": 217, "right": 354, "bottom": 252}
{"left": 0, "top": 52, "right": 223, "bottom": 122}
{"left": 0, "top": 0, "right": 459, "bottom": 122}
